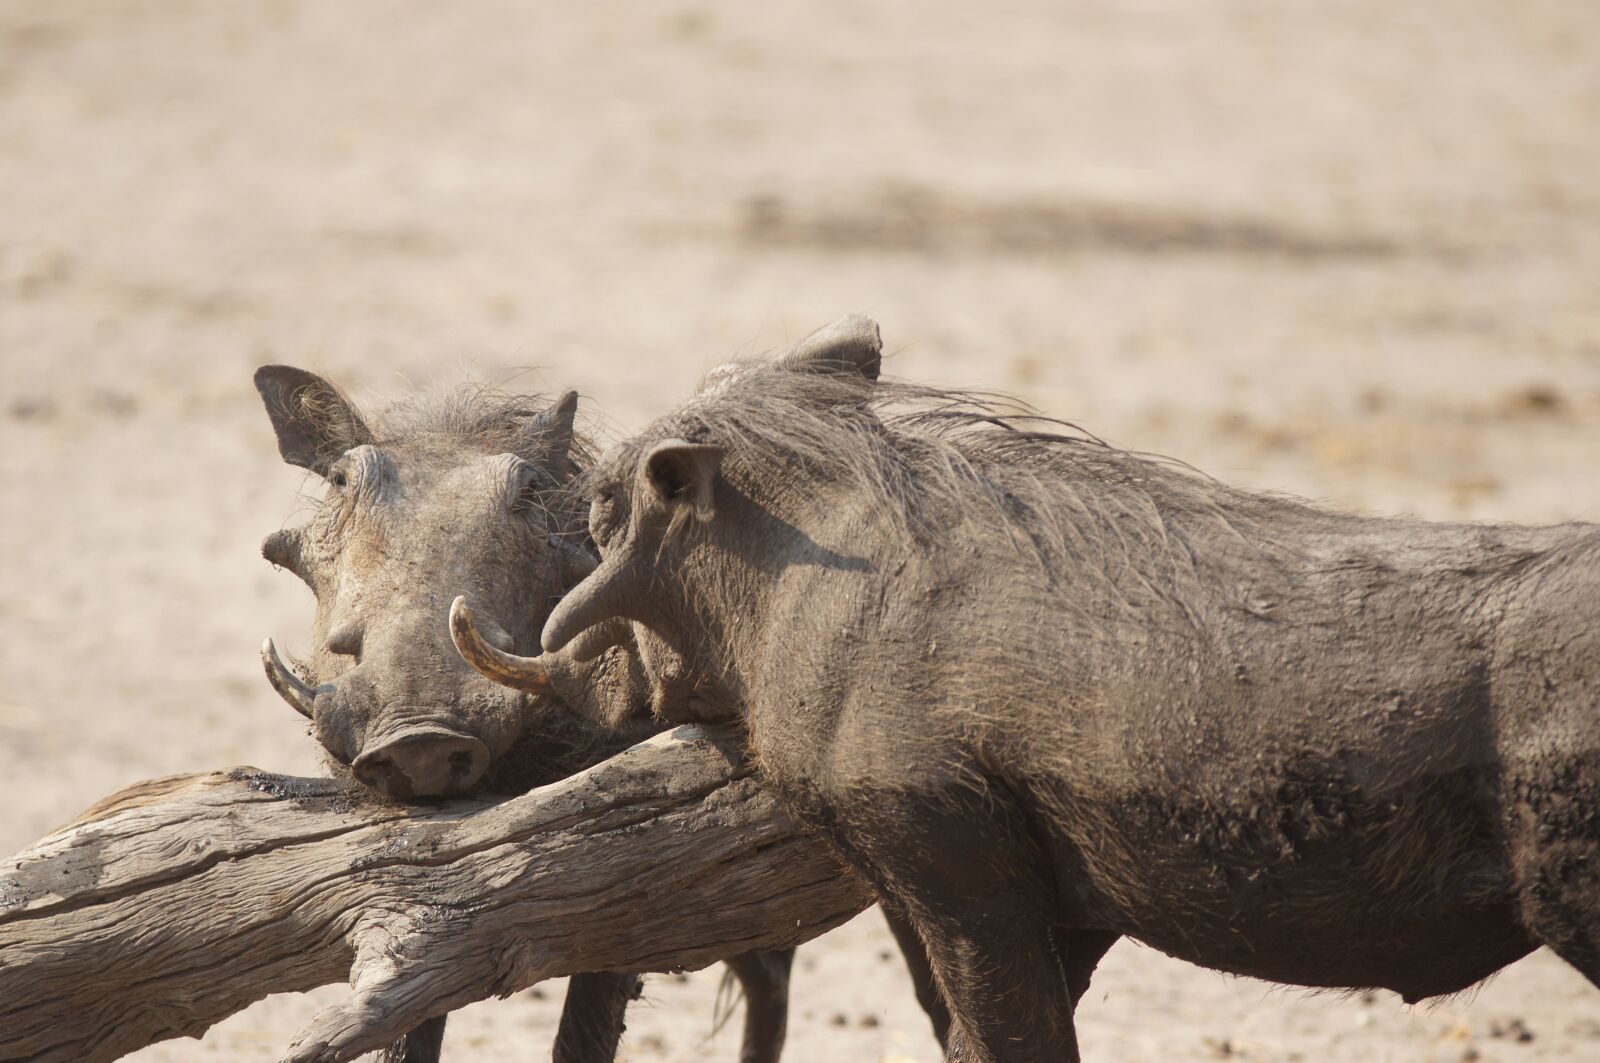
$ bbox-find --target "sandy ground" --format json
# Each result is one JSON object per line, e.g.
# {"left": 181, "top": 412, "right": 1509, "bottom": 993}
{"left": 3, "top": 2, "right": 1599, "bottom": 1060}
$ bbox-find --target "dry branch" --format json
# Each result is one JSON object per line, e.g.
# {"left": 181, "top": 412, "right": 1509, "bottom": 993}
{"left": 0, "top": 725, "right": 870, "bottom": 1063}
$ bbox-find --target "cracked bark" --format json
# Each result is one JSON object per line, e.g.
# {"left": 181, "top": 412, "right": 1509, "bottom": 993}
{"left": 0, "top": 725, "right": 869, "bottom": 1063}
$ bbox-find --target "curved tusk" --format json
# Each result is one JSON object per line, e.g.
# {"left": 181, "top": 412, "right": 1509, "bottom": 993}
{"left": 261, "top": 637, "right": 325, "bottom": 719}
{"left": 449, "top": 596, "right": 554, "bottom": 695}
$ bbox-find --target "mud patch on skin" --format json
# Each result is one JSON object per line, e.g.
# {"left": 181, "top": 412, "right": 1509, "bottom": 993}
{"left": 1122, "top": 755, "right": 1420, "bottom": 874}
{"left": 1507, "top": 753, "right": 1600, "bottom": 847}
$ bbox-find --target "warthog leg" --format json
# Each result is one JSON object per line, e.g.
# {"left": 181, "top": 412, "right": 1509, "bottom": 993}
{"left": 918, "top": 892, "right": 1080, "bottom": 1063}
{"left": 885, "top": 908, "right": 1120, "bottom": 1052}
{"left": 722, "top": 949, "right": 795, "bottom": 1063}
{"left": 1508, "top": 759, "right": 1600, "bottom": 989}
{"left": 371, "top": 972, "right": 641, "bottom": 1063}
{"left": 553, "top": 971, "right": 644, "bottom": 1063}
{"left": 1059, "top": 928, "right": 1120, "bottom": 1009}
{"left": 811, "top": 784, "right": 1082, "bottom": 1063}
{"left": 376, "top": 1015, "right": 445, "bottom": 1063}
{"left": 883, "top": 906, "right": 951, "bottom": 1046}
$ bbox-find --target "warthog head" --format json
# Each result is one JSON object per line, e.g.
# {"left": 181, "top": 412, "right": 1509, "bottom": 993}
{"left": 255, "top": 366, "right": 597, "bottom": 799}
{"left": 449, "top": 316, "right": 882, "bottom": 723}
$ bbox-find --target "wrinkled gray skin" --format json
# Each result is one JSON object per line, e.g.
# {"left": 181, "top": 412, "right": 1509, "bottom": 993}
{"left": 253, "top": 368, "right": 795, "bottom": 1063}
{"left": 526, "top": 316, "right": 1600, "bottom": 1063}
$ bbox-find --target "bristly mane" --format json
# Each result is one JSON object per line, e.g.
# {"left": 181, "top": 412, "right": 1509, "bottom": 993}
{"left": 587, "top": 361, "right": 1592, "bottom": 670}
{"left": 613, "top": 363, "right": 1327, "bottom": 584}
{"left": 369, "top": 382, "right": 595, "bottom": 470}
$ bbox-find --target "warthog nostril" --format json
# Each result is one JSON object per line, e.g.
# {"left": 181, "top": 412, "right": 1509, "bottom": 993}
{"left": 353, "top": 727, "right": 490, "bottom": 799}
{"left": 353, "top": 755, "right": 406, "bottom": 798}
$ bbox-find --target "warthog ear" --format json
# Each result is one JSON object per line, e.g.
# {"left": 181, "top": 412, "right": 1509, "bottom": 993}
{"left": 641, "top": 439, "right": 723, "bottom": 523}
{"left": 509, "top": 390, "right": 580, "bottom": 479}
{"left": 254, "top": 366, "right": 372, "bottom": 478}
{"left": 776, "top": 314, "right": 882, "bottom": 381}
{"left": 541, "top": 443, "right": 719, "bottom": 655}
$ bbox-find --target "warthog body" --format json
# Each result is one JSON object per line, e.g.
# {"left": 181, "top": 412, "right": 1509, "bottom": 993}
{"left": 252, "top": 368, "right": 800, "bottom": 1063}
{"left": 504, "top": 318, "right": 1600, "bottom": 1062}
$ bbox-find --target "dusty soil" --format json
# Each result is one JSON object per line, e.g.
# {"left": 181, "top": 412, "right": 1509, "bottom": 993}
{"left": 2, "top": 2, "right": 1598, "bottom": 1060}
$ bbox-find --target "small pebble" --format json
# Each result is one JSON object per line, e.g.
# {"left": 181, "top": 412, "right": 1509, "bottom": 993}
{"left": 1489, "top": 1017, "right": 1535, "bottom": 1043}
{"left": 1504, "top": 384, "right": 1564, "bottom": 415}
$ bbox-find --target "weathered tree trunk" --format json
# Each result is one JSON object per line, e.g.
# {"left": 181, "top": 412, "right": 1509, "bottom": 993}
{"left": 0, "top": 725, "right": 871, "bottom": 1063}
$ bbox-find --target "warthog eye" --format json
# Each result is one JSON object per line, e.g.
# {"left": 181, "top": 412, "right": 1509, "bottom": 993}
{"left": 325, "top": 446, "right": 385, "bottom": 498}
{"left": 511, "top": 460, "right": 559, "bottom": 518}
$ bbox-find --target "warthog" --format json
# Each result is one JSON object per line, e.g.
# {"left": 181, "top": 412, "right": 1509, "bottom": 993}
{"left": 456, "top": 316, "right": 1600, "bottom": 1062}
{"left": 252, "top": 367, "right": 800, "bottom": 1063}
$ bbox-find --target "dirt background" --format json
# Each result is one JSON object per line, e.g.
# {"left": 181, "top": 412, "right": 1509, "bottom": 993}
{"left": 3, "top": 2, "right": 1599, "bottom": 1060}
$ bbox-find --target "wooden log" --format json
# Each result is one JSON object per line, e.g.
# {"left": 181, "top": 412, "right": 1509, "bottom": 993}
{"left": 0, "top": 724, "right": 871, "bottom": 1063}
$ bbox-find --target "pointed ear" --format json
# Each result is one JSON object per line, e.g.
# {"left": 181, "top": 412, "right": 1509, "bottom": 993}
{"left": 641, "top": 439, "right": 723, "bottom": 523}
{"left": 777, "top": 314, "right": 882, "bottom": 381}
{"left": 253, "top": 366, "right": 372, "bottom": 477}
{"left": 509, "top": 390, "right": 580, "bottom": 479}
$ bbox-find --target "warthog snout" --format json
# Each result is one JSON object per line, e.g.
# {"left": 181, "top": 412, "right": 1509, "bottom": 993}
{"left": 352, "top": 725, "right": 490, "bottom": 799}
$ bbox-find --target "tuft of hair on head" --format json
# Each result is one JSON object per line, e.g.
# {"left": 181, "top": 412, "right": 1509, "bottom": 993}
{"left": 368, "top": 383, "right": 590, "bottom": 464}
{"left": 699, "top": 314, "right": 884, "bottom": 397}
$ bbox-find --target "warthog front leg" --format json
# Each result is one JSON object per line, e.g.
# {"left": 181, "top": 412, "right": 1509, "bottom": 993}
{"left": 918, "top": 888, "right": 1080, "bottom": 1062}
{"left": 885, "top": 908, "right": 1120, "bottom": 1051}
{"left": 373, "top": 973, "right": 640, "bottom": 1063}
{"left": 883, "top": 906, "right": 951, "bottom": 1046}
{"left": 553, "top": 971, "right": 644, "bottom": 1063}
{"left": 377, "top": 1015, "right": 446, "bottom": 1063}
{"left": 1060, "top": 928, "right": 1119, "bottom": 1010}
{"left": 723, "top": 949, "right": 796, "bottom": 1063}
{"left": 817, "top": 785, "right": 1081, "bottom": 1063}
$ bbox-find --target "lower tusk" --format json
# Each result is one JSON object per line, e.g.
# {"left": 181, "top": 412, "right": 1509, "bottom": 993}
{"left": 261, "top": 637, "right": 325, "bottom": 718}
{"left": 449, "top": 596, "right": 554, "bottom": 694}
